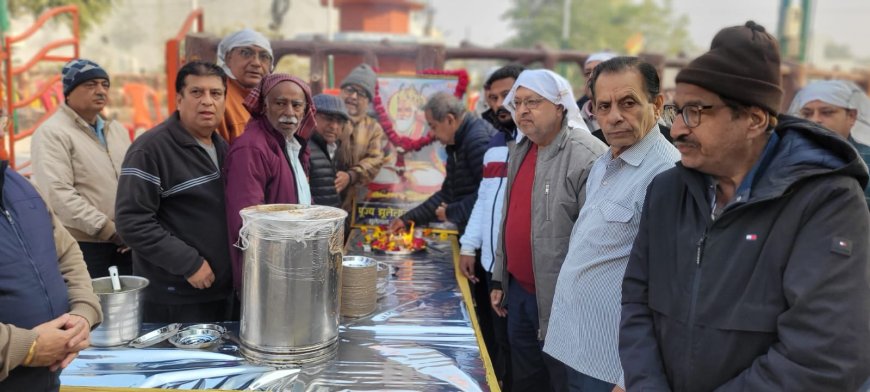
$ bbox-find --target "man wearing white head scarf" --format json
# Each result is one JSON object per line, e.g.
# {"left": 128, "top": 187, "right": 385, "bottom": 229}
{"left": 215, "top": 28, "right": 274, "bottom": 143}
{"left": 577, "top": 52, "right": 618, "bottom": 135}
{"left": 489, "top": 69, "right": 606, "bottom": 391}
{"left": 789, "top": 80, "right": 870, "bottom": 206}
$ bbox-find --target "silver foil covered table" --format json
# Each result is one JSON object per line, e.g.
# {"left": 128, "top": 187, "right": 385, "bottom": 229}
{"left": 61, "top": 231, "right": 493, "bottom": 391}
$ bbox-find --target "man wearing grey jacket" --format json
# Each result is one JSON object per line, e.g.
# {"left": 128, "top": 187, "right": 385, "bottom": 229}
{"left": 489, "top": 69, "right": 606, "bottom": 391}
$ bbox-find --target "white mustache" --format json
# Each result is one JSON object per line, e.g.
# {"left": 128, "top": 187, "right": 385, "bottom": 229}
{"left": 279, "top": 116, "right": 298, "bottom": 125}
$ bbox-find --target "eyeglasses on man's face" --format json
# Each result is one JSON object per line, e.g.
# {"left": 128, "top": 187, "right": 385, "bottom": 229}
{"left": 510, "top": 97, "right": 546, "bottom": 111}
{"left": 235, "top": 47, "right": 273, "bottom": 66}
{"left": 662, "top": 104, "right": 717, "bottom": 128}
{"left": 341, "top": 85, "right": 368, "bottom": 100}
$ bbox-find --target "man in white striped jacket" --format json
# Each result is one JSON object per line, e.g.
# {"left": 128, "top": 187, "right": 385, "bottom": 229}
{"left": 543, "top": 57, "right": 678, "bottom": 391}
{"left": 459, "top": 64, "right": 524, "bottom": 389}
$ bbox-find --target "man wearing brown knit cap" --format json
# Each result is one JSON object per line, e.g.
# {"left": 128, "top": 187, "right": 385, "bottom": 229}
{"left": 620, "top": 21, "right": 870, "bottom": 391}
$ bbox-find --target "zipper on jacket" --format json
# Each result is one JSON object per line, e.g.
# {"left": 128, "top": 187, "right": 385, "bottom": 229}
{"left": 5, "top": 208, "right": 55, "bottom": 314}
{"left": 4, "top": 210, "right": 31, "bottom": 260}
{"left": 685, "top": 233, "right": 707, "bottom": 389}
{"left": 544, "top": 182, "right": 551, "bottom": 221}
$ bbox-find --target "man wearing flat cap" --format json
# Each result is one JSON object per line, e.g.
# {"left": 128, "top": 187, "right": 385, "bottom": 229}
{"left": 309, "top": 94, "right": 349, "bottom": 208}
{"left": 620, "top": 21, "right": 870, "bottom": 390}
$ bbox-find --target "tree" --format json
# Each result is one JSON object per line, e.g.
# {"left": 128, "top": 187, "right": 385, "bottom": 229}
{"left": 7, "top": 0, "right": 113, "bottom": 35}
{"left": 504, "top": 0, "right": 692, "bottom": 56}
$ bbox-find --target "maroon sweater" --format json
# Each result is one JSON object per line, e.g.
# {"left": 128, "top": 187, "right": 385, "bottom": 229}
{"left": 223, "top": 116, "right": 310, "bottom": 292}
{"left": 504, "top": 144, "right": 537, "bottom": 293}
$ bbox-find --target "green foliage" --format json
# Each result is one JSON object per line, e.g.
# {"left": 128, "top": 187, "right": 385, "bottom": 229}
{"left": 7, "top": 0, "right": 113, "bottom": 35}
{"left": 504, "top": 0, "right": 692, "bottom": 56}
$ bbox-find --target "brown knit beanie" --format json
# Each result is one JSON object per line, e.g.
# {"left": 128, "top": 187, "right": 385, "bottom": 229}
{"left": 676, "top": 21, "right": 783, "bottom": 114}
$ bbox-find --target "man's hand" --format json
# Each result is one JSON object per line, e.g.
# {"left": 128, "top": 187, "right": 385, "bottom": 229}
{"left": 109, "top": 232, "right": 124, "bottom": 246}
{"left": 335, "top": 171, "right": 351, "bottom": 192}
{"left": 26, "top": 314, "right": 81, "bottom": 368}
{"left": 490, "top": 289, "right": 507, "bottom": 317}
{"left": 388, "top": 218, "right": 406, "bottom": 234}
{"left": 187, "top": 259, "right": 215, "bottom": 289}
{"left": 50, "top": 314, "right": 91, "bottom": 371}
{"left": 613, "top": 386, "right": 625, "bottom": 392}
{"left": 435, "top": 202, "right": 448, "bottom": 222}
{"left": 63, "top": 314, "right": 90, "bottom": 351}
{"left": 459, "top": 254, "right": 479, "bottom": 283}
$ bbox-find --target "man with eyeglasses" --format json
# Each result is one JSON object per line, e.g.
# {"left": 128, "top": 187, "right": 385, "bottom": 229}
{"left": 788, "top": 80, "right": 870, "bottom": 207}
{"left": 620, "top": 22, "right": 870, "bottom": 391}
{"left": 544, "top": 57, "right": 679, "bottom": 392}
{"left": 31, "top": 59, "right": 132, "bottom": 279}
{"left": 335, "top": 63, "right": 385, "bottom": 217}
{"left": 489, "top": 69, "right": 606, "bottom": 391}
{"left": 387, "top": 92, "right": 494, "bottom": 235}
{"left": 216, "top": 28, "right": 274, "bottom": 144}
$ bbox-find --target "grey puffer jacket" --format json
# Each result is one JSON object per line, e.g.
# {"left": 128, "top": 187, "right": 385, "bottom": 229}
{"left": 492, "top": 119, "right": 606, "bottom": 340}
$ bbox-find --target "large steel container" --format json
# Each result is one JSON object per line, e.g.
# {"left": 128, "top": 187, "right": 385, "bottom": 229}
{"left": 90, "top": 276, "right": 149, "bottom": 346}
{"left": 238, "top": 204, "right": 347, "bottom": 366}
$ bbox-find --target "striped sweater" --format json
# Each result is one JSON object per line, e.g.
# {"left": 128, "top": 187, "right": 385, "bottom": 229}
{"left": 459, "top": 130, "right": 514, "bottom": 272}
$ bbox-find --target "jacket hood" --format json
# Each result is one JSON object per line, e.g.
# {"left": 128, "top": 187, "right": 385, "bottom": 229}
{"left": 752, "top": 115, "right": 869, "bottom": 200}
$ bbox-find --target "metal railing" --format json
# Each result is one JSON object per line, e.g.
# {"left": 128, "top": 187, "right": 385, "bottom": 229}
{"left": 1, "top": 5, "right": 80, "bottom": 170}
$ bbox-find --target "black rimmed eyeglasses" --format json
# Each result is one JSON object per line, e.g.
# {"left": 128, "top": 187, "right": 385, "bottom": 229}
{"left": 662, "top": 104, "right": 718, "bottom": 128}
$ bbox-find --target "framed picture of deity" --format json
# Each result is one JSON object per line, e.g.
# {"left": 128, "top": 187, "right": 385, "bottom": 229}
{"left": 350, "top": 70, "right": 469, "bottom": 233}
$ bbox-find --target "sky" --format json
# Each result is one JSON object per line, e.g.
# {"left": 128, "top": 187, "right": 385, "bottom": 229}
{"left": 431, "top": 0, "right": 870, "bottom": 59}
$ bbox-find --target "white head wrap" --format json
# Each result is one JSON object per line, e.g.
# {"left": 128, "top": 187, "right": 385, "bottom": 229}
{"left": 504, "top": 69, "right": 590, "bottom": 135}
{"left": 216, "top": 29, "right": 274, "bottom": 79}
{"left": 585, "top": 51, "right": 618, "bottom": 67}
{"left": 787, "top": 80, "right": 870, "bottom": 145}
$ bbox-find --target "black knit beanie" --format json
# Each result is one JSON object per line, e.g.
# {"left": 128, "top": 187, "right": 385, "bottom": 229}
{"left": 62, "top": 59, "right": 109, "bottom": 97}
{"left": 676, "top": 21, "right": 783, "bottom": 114}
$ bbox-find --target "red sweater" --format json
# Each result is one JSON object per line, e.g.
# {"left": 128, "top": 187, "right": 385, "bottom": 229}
{"left": 505, "top": 144, "right": 537, "bottom": 293}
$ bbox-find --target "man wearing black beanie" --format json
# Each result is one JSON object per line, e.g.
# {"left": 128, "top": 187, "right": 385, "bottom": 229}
{"left": 620, "top": 21, "right": 870, "bottom": 391}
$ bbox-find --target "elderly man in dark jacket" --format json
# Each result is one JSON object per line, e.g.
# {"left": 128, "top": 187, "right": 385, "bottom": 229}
{"left": 388, "top": 92, "right": 494, "bottom": 235}
{"left": 308, "top": 94, "right": 349, "bottom": 208}
{"left": 620, "top": 21, "right": 870, "bottom": 391}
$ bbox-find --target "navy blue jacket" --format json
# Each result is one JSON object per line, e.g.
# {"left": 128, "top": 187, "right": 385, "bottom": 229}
{"left": 621, "top": 116, "right": 870, "bottom": 391}
{"left": 0, "top": 161, "right": 69, "bottom": 329}
{"left": 401, "top": 115, "right": 495, "bottom": 234}
{"left": 0, "top": 161, "right": 69, "bottom": 388}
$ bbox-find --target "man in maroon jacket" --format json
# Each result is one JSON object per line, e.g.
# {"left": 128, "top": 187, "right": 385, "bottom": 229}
{"left": 223, "top": 73, "right": 316, "bottom": 293}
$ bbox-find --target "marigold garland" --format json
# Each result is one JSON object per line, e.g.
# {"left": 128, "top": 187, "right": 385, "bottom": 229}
{"left": 371, "top": 68, "right": 469, "bottom": 154}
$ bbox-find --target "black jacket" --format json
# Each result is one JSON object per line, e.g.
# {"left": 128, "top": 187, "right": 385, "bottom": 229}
{"left": 402, "top": 115, "right": 495, "bottom": 234}
{"left": 308, "top": 133, "right": 341, "bottom": 208}
{"left": 115, "top": 113, "right": 232, "bottom": 304}
{"left": 620, "top": 116, "right": 870, "bottom": 391}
